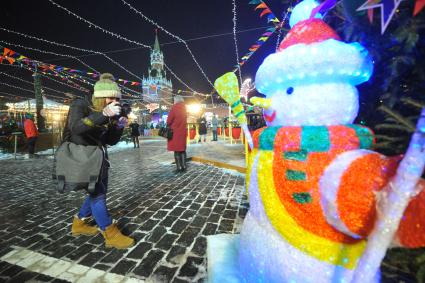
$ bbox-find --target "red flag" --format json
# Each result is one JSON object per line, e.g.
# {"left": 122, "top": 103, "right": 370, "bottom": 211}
{"left": 3, "top": 47, "right": 15, "bottom": 57}
{"left": 260, "top": 8, "right": 272, "bottom": 17}
{"left": 255, "top": 2, "right": 267, "bottom": 10}
{"left": 414, "top": 0, "right": 425, "bottom": 15}
{"left": 368, "top": 8, "right": 374, "bottom": 23}
{"left": 5, "top": 56, "right": 15, "bottom": 65}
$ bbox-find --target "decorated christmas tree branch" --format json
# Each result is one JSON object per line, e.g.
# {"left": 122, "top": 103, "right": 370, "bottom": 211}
{"left": 401, "top": 97, "right": 425, "bottom": 109}
{"left": 375, "top": 124, "right": 414, "bottom": 132}
{"left": 378, "top": 105, "right": 416, "bottom": 131}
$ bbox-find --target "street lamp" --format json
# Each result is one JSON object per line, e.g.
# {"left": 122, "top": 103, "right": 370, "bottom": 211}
{"left": 186, "top": 103, "right": 201, "bottom": 114}
{"left": 52, "top": 113, "right": 61, "bottom": 155}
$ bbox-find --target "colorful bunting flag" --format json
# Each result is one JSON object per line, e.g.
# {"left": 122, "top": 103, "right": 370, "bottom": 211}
{"left": 414, "top": 0, "right": 425, "bottom": 15}
{"left": 310, "top": 0, "right": 337, "bottom": 19}
{"left": 252, "top": 0, "right": 280, "bottom": 27}
{"left": 0, "top": 45, "right": 148, "bottom": 88}
{"left": 260, "top": 8, "right": 272, "bottom": 17}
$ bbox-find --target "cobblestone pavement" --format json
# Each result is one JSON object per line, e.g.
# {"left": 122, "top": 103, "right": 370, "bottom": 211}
{"left": 0, "top": 140, "right": 248, "bottom": 282}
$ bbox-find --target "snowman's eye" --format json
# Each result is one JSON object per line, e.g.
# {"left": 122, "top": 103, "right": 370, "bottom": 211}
{"left": 286, "top": 87, "right": 294, "bottom": 95}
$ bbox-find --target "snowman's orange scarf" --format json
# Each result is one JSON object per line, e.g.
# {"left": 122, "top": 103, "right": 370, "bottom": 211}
{"left": 252, "top": 124, "right": 375, "bottom": 152}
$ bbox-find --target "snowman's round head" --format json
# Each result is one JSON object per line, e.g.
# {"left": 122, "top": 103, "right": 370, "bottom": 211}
{"left": 254, "top": 2, "right": 373, "bottom": 127}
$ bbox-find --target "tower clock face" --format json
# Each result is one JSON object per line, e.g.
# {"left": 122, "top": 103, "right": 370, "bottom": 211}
{"left": 153, "top": 53, "right": 161, "bottom": 62}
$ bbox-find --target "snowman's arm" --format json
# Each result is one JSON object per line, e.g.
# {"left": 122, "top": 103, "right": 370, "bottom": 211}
{"left": 319, "top": 149, "right": 398, "bottom": 239}
{"left": 250, "top": 97, "right": 272, "bottom": 110}
{"left": 351, "top": 108, "right": 425, "bottom": 283}
{"left": 392, "top": 179, "right": 425, "bottom": 248}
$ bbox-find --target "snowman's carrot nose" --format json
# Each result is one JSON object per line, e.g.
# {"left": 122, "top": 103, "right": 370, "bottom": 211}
{"left": 250, "top": 97, "right": 272, "bottom": 110}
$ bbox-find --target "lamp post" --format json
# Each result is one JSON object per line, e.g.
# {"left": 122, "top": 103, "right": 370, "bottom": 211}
{"left": 52, "top": 113, "right": 61, "bottom": 155}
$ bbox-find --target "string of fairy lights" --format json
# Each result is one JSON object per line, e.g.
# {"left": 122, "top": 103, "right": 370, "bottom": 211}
{"left": 0, "top": 27, "right": 142, "bottom": 81}
{"left": 232, "top": 0, "right": 243, "bottom": 85}
{"left": 120, "top": 0, "right": 214, "bottom": 88}
{"left": 0, "top": 81, "right": 75, "bottom": 102}
{"left": 0, "top": 23, "right": 266, "bottom": 103}
{"left": 0, "top": 1, "right": 292, "bottom": 112}
{"left": 0, "top": 40, "right": 99, "bottom": 73}
{"left": 275, "top": 9, "right": 290, "bottom": 51}
{"left": 47, "top": 0, "right": 151, "bottom": 50}
{"left": 0, "top": 72, "right": 72, "bottom": 96}
{"left": 3, "top": 58, "right": 166, "bottom": 104}
{"left": 1, "top": 61, "right": 144, "bottom": 103}
{"left": 2, "top": 62, "right": 91, "bottom": 93}
{"left": 46, "top": 0, "right": 205, "bottom": 91}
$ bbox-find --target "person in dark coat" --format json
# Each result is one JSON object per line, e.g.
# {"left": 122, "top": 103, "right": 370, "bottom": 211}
{"left": 129, "top": 121, "right": 140, "bottom": 148}
{"left": 167, "top": 95, "right": 187, "bottom": 172}
{"left": 198, "top": 114, "right": 207, "bottom": 142}
{"left": 62, "top": 73, "right": 134, "bottom": 249}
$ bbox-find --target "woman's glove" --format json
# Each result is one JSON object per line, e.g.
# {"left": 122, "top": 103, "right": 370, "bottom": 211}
{"left": 103, "top": 102, "right": 121, "bottom": 117}
{"left": 117, "top": 117, "right": 128, "bottom": 129}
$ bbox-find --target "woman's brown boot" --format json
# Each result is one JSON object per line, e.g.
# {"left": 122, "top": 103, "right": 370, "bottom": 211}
{"left": 71, "top": 216, "right": 99, "bottom": 236}
{"left": 102, "top": 222, "right": 134, "bottom": 249}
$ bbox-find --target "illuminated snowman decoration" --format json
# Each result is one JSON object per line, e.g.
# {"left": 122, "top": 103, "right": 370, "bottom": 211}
{"left": 234, "top": 0, "right": 425, "bottom": 282}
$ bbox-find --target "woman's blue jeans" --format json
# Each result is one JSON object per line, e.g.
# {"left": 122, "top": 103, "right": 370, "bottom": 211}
{"left": 77, "top": 177, "right": 112, "bottom": 231}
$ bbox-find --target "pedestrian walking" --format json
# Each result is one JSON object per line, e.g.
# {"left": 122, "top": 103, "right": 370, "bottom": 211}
{"left": 129, "top": 120, "right": 140, "bottom": 148}
{"left": 198, "top": 114, "right": 207, "bottom": 142}
{"left": 211, "top": 114, "right": 219, "bottom": 141}
{"left": 167, "top": 95, "right": 188, "bottom": 172}
{"left": 63, "top": 73, "right": 134, "bottom": 249}
{"left": 23, "top": 113, "right": 39, "bottom": 158}
{"left": 140, "top": 123, "right": 145, "bottom": 136}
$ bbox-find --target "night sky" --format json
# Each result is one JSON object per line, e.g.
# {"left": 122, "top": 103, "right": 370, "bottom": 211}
{"left": 0, "top": 0, "right": 289, "bottom": 103}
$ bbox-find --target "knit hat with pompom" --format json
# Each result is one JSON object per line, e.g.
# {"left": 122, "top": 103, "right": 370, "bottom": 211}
{"left": 93, "top": 73, "right": 122, "bottom": 98}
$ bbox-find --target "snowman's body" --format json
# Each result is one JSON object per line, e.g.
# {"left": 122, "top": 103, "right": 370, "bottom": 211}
{"left": 239, "top": 125, "right": 394, "bottom": 283}
{"left": 237, "top": 2, "right": 391, "bottom": 281}
{"left": 230, "top": 1, "right": 425, "bottom": 281}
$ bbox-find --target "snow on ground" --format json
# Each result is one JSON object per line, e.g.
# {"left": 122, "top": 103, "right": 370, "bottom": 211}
{"left": 0, "top": 140, "right": 138, "bottom": 161}
{"left": 0, "top": 152, "right": 14, "bottom": 160}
